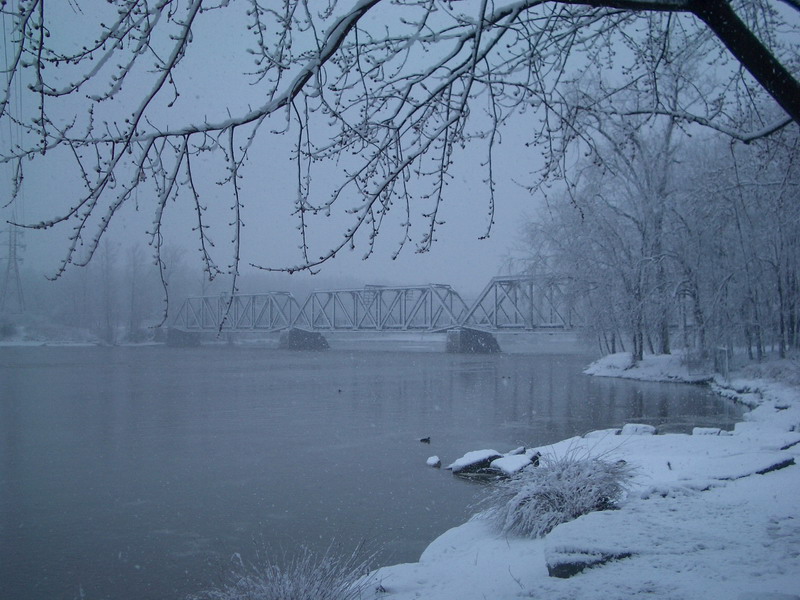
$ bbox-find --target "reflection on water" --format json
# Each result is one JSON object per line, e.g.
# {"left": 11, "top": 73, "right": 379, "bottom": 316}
{"left": 0, "top": 345, "right": 742, "bottom": 600}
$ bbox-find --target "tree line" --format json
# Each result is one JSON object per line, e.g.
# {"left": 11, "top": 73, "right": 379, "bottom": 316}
{"left": 7, "top": 243, "right": 363, "bottom": 344}
{"left": 7, "top": 242, "right": 191, "bottom": 344}
{"left": 519, "top": 118, "right": 799, "bottom": 363}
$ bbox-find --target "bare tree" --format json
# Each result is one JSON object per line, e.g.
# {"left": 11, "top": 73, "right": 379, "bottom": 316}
{"left": 97, "top": 237, "right": 119, "bottom": 344}
{"left": 0, "top": 0, "right": 797, "bottom": 291}
{"left": 522, "top": 122, "right": 800, "bottom": 363}
{"left": 126, "top": 242, "right": 149, "bottom": 341}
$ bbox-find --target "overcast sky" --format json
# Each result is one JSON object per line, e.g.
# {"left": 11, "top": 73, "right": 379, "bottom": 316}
{"left": 2, "top": 1, "right": 552, "bottom": 300}
{"left": 5, "top": 108, "right": 538, "bottom": 299}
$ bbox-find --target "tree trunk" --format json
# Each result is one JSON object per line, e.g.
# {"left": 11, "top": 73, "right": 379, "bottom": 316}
{"left": 752, "top": 290, "right": 764, "bottom": 361}
{"left": 659, "top": 311, "right": 670, "bottom": 355}
{"left": 777, "top": 273, "right": 787, "bottom": 359}
{"left": 788, "top": 272, "right": 798, "bottom": 349}
{"left": 632, "top": 312, "right": 645, "bottom": 363}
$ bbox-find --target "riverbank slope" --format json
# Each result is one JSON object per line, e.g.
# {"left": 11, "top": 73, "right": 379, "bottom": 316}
{"left": 372, "top": 353, "right": 800, "bottom": 600}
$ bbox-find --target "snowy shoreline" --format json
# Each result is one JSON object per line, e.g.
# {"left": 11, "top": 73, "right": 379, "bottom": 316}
{"left": 371, "top": 353, "right": 800, "bottom": 600}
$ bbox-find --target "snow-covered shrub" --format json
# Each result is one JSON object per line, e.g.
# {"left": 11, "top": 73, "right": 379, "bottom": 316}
{"left": 482, "top": 451, "right": 634, "bottom": 538}
{"left": 188, "top": 544, "right": 375, "bottom": 600}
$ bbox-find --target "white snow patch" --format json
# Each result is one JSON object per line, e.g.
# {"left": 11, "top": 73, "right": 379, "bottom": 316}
{"left": 490, "top": 454, "right": 532, "bottom": 476}
{"left": 585, "top": 352, "right": 711, "bottom": 383}
{"left": 446, "top": 449, "right": 501, "bottom": 473}
{"left": 620, "top": 423, "right": 656, "bottom": 435}
{"left": 372, "top": 354, "right": 800, "bottom": 600}
{"left": 693, "top": 427, "right": 724, "bottom": 436}
{"left": 583, "top": 428, "right": 621, "bottom": 438}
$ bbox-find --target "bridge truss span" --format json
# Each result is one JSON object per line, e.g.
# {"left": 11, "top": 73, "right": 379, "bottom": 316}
{"left": 170, "top": 276, "right": 575, "bottom": 335}
{"left": 462, "top": 276, "right": 573, "bottom": 330}
{"left": 172, "top": 292, "right": 304, "bottom": 332}
{"left": 298, "top": 285, "right": 469, "bottom": 332}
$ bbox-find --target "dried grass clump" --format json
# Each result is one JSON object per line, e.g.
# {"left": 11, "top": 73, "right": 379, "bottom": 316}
{"left": 483, "top": 451, "right": 635, "bottom": 538}
{"left": 188, "top": 544, "right": 375, "bottom": 600}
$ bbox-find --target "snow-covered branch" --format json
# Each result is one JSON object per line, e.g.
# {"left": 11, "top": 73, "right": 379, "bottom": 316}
{"left": 0, "top": 0, "right": 797, "bottom": 289}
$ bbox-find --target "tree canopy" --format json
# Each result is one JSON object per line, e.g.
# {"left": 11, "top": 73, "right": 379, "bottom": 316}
{"left": 1, "top": 0, "right": 798, "bottom": 288}
{"left": 519, "top": 121, "right": 800, "bottom": 360}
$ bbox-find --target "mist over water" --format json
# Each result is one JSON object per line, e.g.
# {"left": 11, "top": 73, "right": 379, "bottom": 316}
{"left": 1, "top": 344, "right": 742, "bottom": 600}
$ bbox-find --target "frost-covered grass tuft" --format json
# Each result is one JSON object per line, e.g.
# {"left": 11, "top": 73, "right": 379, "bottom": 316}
{"left": 188, "top": 544, "right": 376, "bottom": 600}
{"left": 482, "top": 450, "right": 635, "bottom": 538}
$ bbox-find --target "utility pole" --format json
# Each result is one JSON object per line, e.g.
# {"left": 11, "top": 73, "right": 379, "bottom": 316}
{"left": 1, "top": 220, "right": 25, "bottom": 313}
{"left": 2, "top": 2, "right": 25, "bottom": 315}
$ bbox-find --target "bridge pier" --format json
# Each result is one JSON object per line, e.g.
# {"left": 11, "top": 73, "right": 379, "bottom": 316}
{"left": 166, "top": 328, "right": 201, "bottom": 348}
{"left": 278, "top": 328, "right": 329, "bottom": 351}
{"left": 445, "top": 327, "right": 501, "bottom": 354}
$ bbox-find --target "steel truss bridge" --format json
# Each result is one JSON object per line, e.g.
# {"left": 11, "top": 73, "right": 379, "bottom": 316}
{"left": 171, "top": 276, "right": 576, "bottom": 334}
{"left": 464, "top": 276, "right": 573, "bottom": 330}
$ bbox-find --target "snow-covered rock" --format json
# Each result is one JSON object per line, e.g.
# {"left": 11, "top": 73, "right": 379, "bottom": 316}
{"left": 446, "top": 449, "right": 502, "bottom": 474}
{"left": 693, "top": 427, "right": 723, "bottom": 435}
{"left": 490, "top": 454, "right": 533, "bottom": 476}
{"left": 620, "top": 423, "right": 656, "bottom": 435}
{"left": 583, "top": 428, "right": 621, "bottom": 438}
{"left": 426, "top": 456, "right": 441, "bottom": 468}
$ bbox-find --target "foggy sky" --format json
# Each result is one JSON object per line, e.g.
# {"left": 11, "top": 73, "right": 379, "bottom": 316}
{"left": 2, "top": 1, "right": 545, "bottom": 299}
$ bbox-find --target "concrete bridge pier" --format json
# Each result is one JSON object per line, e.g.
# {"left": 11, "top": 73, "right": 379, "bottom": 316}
{"left": 166, "top": 328, "right": 201, "bottom": 347}
{"left": 445, "top": 327, "right": 501, "bottom": 354}
{"left": 278, "top": 328, "right": 329, "bottom": 350}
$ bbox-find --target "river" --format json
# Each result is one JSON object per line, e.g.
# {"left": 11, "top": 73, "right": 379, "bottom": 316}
{"left": 0, "top": 340, "right": 742, "bottom": 600}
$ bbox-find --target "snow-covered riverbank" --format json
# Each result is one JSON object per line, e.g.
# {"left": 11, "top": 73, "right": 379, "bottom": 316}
{"left": 372, "top": 353, "right": 800, "bottom": 600}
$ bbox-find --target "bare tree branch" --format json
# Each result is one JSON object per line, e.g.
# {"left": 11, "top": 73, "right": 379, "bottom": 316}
{"left": 0, "top": 0, "right": 797, "bottom": 294}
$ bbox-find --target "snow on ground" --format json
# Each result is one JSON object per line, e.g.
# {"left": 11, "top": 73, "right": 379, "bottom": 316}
{"left": 372, "top": 353, "right": 800, "bottom": 600}
{"left": 584, "top": 351, "right": 713, "bottom": 383}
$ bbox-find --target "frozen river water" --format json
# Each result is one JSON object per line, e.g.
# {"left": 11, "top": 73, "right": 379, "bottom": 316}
{"left": 0, "top": 341, "right": 742, "bottom": 600}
